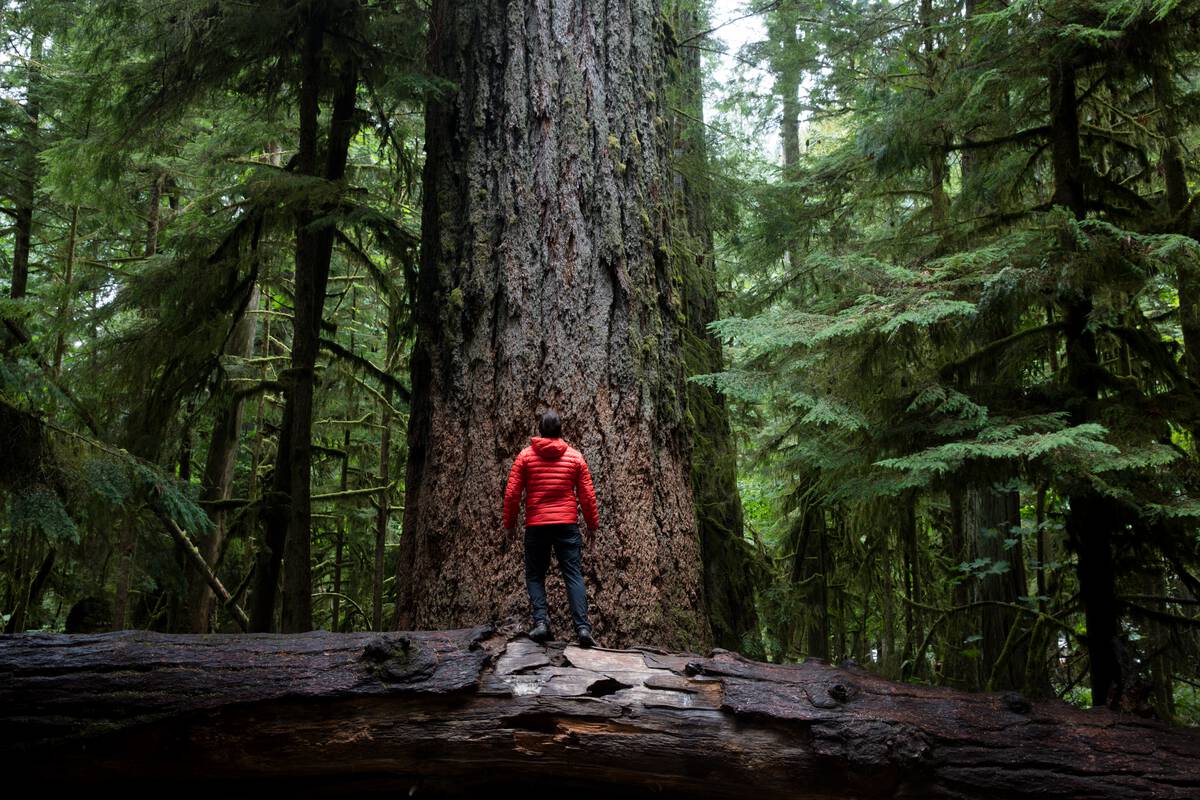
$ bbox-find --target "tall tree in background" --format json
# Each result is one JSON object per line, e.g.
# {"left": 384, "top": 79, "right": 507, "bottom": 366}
{"left": 253, "top": 2, "right": 362, "bottom": 633}
{"left": 395, "top": 0, "right": 711, "bottom": 649}
{"left": 668, "top": 1, "right": 764, "bottom": 654}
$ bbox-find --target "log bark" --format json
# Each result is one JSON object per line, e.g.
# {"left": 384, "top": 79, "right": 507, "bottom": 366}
{"left": 2, "top": 626, "right": 1197, "bottom": 798}
{"left": 397, "top": 0, "right": 709, "bottom": 649}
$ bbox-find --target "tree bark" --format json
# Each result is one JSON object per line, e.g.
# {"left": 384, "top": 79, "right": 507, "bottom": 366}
{"left": 146, "top": 170, "right": 164, "bottom": 257}
{"left": 111, "top": 509, "right": 138, "bottom": 631}
{"left": 668, "top": 1, "right": 762, "bottom": 654}
{"left": 373, "top": 300, "right": 400, "bottom": 631}
{"left": 51, "top": 205, "right": 80, "bottom": 376}
{"left": 1049, "top": 60, "right": 1126, "bottom": 707}
{"left": 3, "top": 547, "right": 54, "bottom": 634}
{"left": 2, "top": 626, "right": 1197, "bottom": 798}
{"left": 255, "top": 15, "right": 360, "bottom": 632}
{"left": 396, "top": 0, "right": 710, "bottom": 649}
{"left": 182, "top": 282, "right": 260, "bottom": 633}
{"left": 9, "top": 32, "right": 42, "bottom": 301}
{"left": 945, "top": 487, "right": 980, "bottom": 689}
{"left": 975, "top": 485, "right": 1028, "bottom": 691}
{"left": 920, "top": 0, "right": 948, "bottom": 231}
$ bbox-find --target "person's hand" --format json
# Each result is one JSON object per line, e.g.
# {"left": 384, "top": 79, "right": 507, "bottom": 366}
{"left": 505, "top": 526, "right": 516, "bottom": 541}
{"left": 585, "top": 527, "right": 596, "bottom": 546}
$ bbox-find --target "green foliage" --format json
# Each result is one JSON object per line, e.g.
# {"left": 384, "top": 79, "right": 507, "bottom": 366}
{"left": 9, "top": 486, "right": 79, "bottom": 544}
{"left": 699, "top": 0, "right": 1200, "bottom": 711}
{"left": 1, "top": 0, "right": 426, "bottom": 634}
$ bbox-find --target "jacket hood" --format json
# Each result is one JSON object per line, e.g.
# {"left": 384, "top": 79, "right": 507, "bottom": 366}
{"left": 531, "top": 436, "right": 568, "bottom": 460}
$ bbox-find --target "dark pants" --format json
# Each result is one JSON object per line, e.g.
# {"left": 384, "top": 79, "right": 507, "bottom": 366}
{"left": 524, "top": 523, "right": 590, "bottom": 632}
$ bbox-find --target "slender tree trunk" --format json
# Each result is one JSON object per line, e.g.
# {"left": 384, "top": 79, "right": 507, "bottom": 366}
{"left": 9, "top": 32, "right": 42, "bottom": 301}
{"left": 1050, "top": 60, "right": 1124, "bottom": 707}
{"left": 900, "top": 493, "right": 920, "bottom": 679}
{"left": 183, "top": 280, "right": 261, "bottom": 633}
{"left": 112, "top": 509, "right": 138, "bottom": 631}
{"left": 947, "top": 483, "right": 1029, "bottom": 691}
{"left": 280, "top": 35, "right": 359, "bottom": 635}
{"left": 51, "top": 206, "right": 79, "bottom": 376}
{"left": 333, "top": 428, "right": 349, "bottom": 631}
{"left": 255, "top": 14, "right": 360, "bottom": 632}
{"left": 772, "top": 11, "right": 803, "bottom": 279}
{"left": 395, "top": 0, "right": 711, "bottom": 649}
{"left": 920, "top": 0, "right": 948, "bottom": 230}
{"left": 804, "top": 505, "right": 830, "bottom": 660}
{"left": 1154, "top": 66, "right": 1199, "bottom": 437}
{"left": 880, "top": 527, "right": 898, "bottom": 678}
{"left": 373, "top": 302, "right": 399, "bottom": 631}
{"left": 146, "top": 171, "right": 164, "bottom": 257}
{"left": 3, "top": 547, "right": 54, "bottom": 633}
{"left": 959, "top": 0, "right": 979, "bottom": 194}
{"left": 1146, "top": 67, "right": 1189, "bottom": 717}
{"left": 669, "top": 1, "right": 761, "bottom": 654}
{"left": 1049, "top": 65, "right": 1085, "bottom": 218}
{"left": 977, "top": 485, "right": 1027, "bottom": 690}
{"left": 945, "top": 488, "right": 979, "bottom": 689}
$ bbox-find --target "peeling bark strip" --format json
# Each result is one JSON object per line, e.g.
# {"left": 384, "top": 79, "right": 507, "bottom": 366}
{"left": 3, "top": 629, "right": 1198, "bottom": 798}
{"left": 398, "top": 0, "right": 708, "bottom": 649}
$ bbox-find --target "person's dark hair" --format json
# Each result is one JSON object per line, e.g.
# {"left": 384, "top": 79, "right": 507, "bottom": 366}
{"left": 539, "top": 409, "right": 562, "bottom": 438}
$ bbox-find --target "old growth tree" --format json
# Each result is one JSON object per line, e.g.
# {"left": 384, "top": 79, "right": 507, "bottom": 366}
{"left": 394, "top": 0, "right": 720, "bottom": 649}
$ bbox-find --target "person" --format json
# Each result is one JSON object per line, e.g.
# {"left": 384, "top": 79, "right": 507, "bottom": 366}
{"left": 502, "top": 409, "right": 599, "bottom": 647}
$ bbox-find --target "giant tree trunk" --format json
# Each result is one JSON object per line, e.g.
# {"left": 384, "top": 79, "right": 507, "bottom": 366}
{"left": 396, "top": 0, "right": 709, "bottom": 649}
{"left": 3, "top": 626, "right": 1198, "bottom": 798}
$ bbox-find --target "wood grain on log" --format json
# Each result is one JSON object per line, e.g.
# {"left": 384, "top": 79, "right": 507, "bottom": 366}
{"left": 2, "top": 625, "right": 1198, "bottom": 798}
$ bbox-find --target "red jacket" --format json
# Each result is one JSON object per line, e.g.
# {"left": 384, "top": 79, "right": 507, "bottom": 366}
{"left": 502, "top": 437, "right": 599, "bottom": 530}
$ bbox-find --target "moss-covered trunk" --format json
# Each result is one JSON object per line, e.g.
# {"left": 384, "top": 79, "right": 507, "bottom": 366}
{"left": 253, "top": 12, "right": 360, "bottom": 633}
{"left": 181, "top": 281, "right": 260, "bottom": 633}
{"left": 395, "top": 0, "right": 710, "bottom": 650}
{"left": 1050, "top": 61, "right": 1124, "bottom": 707}
{"left": 667, "top": 2, "right": 762, "bottom": 654}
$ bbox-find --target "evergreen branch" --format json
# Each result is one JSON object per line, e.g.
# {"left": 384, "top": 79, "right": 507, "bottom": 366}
{"left": 1123, "top": 602, "right": 1200, "bottom": 629}
{"left": 312, "top": 485, "right": 392, "bottom": 502}
{"left": 3, "top": 320, "right": 101, "bottom": 436}
{"left": 1089, "top": 173, "right": 1153, "bottom": 212}
{"left": 152, "top": 502, "right": 249, "bottom": 632}
{"left": 1166, "top": 557, "right": 1200, "bottom": 600}
{"left": 1100, "top": 323, "right": 1196, "bottom": 391}
{"left": 333, "top": 228, "right": 398, "bottom": 300}
{"left": 939, "top": 322, "right": 1066, "bottom": 379}
{"left": 319, "top": 336, "right": 411, "bottom": 403}
{"left": 347, "top": 371, "right": 406, "bottom": 420}
{"left": 311, "top": 592, "right": 370, "bottom": 628}
{"left": 946, "top": 126, "right": 1049, "bottom": 151}
{"left": 198, "top": 497, "right": 257, "bottom": 511}
{"left": 1119, "top": 594, "right": 1200, "bottom": 606}
{"left": 678, "top": 2, "right": 781, "bottom": 45}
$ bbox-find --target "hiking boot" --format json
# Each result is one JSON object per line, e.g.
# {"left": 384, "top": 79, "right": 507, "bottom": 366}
{"left": 576, "top": 626, "right": 596, "bottom": 648}
{"left": 528, "top": 621, "right": 551, "bottom": 642}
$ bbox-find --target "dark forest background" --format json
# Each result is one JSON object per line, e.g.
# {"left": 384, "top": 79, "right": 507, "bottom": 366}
{"left": 3, "top": 0, "right": 1200, "bottom": 724}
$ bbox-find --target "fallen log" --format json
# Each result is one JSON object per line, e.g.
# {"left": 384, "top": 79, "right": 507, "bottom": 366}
{"left": 2, "top": 624, "right": 1198, "bottom": 798}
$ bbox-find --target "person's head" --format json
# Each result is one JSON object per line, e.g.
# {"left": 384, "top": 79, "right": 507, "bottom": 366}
{"left": 539, "top": 409, "right": 562, "bottom": 438}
